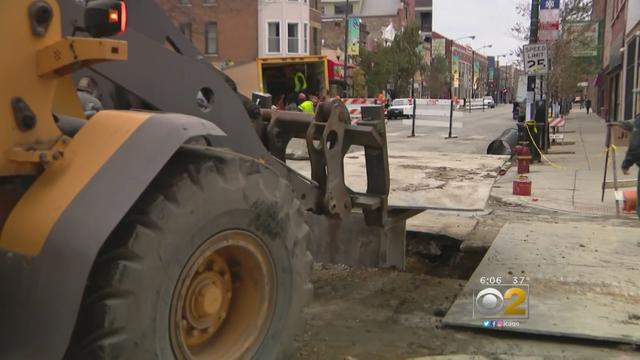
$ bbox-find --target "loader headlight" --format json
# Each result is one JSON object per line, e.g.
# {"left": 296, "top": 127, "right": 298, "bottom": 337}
{"left": 84, "top": 0, "right": 127, "bottom": 38}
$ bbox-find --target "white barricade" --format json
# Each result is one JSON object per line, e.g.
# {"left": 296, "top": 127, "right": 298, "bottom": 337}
{"left": 414, "top": 99, "right": 463, "bottom": 118}
{"left": 401, "top": 98, "right": 464, "bottom": 129}
{"left": 464, "top": 98, "right": 486, "bottom": 111}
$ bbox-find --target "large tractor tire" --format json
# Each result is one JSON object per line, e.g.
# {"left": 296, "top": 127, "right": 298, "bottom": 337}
{"left": 67, "top": 147, "right": 313, "bottom": 359}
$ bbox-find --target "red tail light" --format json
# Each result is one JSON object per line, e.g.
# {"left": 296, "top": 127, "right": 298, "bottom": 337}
{"left": 85, "top": 0, "right": 127, "bottom": 38}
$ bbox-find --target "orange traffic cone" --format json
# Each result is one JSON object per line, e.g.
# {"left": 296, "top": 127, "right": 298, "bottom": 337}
{"left": 623, "top": 191, "right": 637, "bottom": 213}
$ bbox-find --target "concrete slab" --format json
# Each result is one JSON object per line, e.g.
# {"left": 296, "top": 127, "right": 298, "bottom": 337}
{"left": 407, "top": 212, "right": 479, "bottom": 238}
{"left": 287, "top": 151, "right": 507, "bottom": 211}
{"left": 443, "top": 222, "right": 640, "bottom": 345}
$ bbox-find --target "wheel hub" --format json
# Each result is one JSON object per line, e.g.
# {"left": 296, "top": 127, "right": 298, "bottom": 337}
{"left": 182, "top": 253, "right": 232, "bottom": 347}
{"left": 170, "top": 231, "right": 275, "bottom": 360}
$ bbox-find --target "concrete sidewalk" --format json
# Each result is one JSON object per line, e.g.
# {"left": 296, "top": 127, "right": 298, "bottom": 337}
{"left": 493, "top": 108, "right": 638, "bottom": 218}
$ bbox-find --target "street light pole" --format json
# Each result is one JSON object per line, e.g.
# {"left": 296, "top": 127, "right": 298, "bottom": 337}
{"left": 496, "top": 58, "right": 500, "bottom": 104}
{"left": 343, "top": 0, "right": 350, "bottom": 97}
{"left": 495, "top": 54, "right": 507, "bottom": 104}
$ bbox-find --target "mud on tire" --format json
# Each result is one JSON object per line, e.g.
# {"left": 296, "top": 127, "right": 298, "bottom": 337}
{"left": 67, "top": 147, "right": 313, "bottom": 359}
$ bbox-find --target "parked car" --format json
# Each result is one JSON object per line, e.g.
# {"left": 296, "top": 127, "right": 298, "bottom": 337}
{"left": 483, "top": 96, "right": 496, "bottom": 108}
{"left": 386, "top": 98, "right": 413, "bottom": 119}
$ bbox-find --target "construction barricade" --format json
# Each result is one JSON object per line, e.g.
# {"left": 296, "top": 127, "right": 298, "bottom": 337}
{"left": 342, "top": 98, "right": 377, "bottom": 124}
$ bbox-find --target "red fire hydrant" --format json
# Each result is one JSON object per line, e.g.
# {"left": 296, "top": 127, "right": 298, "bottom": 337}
{"left": 515, "top": 145, "right": 531, "bottom": 174}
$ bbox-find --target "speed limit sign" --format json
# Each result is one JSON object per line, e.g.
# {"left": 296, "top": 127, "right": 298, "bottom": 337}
{"left": 523, "top": 44, "right": 548, "bottom": 75}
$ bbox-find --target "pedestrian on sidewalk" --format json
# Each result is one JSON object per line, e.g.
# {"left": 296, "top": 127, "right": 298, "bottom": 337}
{"left": 609, "top": 114, "right": 640, "bottom": 218}
{"left": 585, "top": 98, "right": 592, "bottom": 115}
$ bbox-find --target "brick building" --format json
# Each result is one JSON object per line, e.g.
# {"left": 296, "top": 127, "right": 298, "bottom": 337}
{"left": 497, "top": 64, "right": 520, "bottom": 103}
{"left": 622, "top": 1, "right": 639, "bottom": 120}
{"left": 155, "top": 0, "right": 258, "bottom": 67}
{"left": 596, "top": 0, "right": 628, "bottom": 121}
{"left": 310, "top": 0, "right": 323, "bottom": 55}
{"left": 590, "top": 0, "right": 640, "bottom": 122}
{"left": 320, "top": 0, "right": 414, "bottom": 53}
{"left": 415, "top": 0, "right": 432, "bottom": 67}
{"left": 158, "top": 0, "right": 320, "bottom": 96}
{"left": 431, "top": 32, "right": 490, "bottom": 100}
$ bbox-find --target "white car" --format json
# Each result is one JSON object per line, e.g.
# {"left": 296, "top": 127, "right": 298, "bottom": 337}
{"left": 386, "top": 98, "right": 413, "bottom": 119}
{"left": 483, "top": 96, "right": 496, "bottom": 108}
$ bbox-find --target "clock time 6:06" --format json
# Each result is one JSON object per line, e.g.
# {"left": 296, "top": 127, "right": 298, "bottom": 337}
{"left": 479, "top": 276, "right": 502, "bottom": 285}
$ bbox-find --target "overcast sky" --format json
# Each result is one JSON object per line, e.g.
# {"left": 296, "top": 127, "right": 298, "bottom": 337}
{"left": 433, "top": 0, "right": 527, "bottom": 64}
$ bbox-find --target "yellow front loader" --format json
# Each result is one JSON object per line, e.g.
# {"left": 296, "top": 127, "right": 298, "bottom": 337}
{"left": 0, "top": 1, "right": 419, "bottom": 359}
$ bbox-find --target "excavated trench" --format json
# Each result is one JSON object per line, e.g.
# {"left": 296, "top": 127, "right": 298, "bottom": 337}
{"left": 405, "top": 231, "right": 485, "bottom": 280}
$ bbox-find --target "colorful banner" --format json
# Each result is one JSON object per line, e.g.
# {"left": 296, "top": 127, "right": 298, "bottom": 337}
{"left": 452, "top": 55, "right": 460, "bottom": 88}
{"left": 347, "top": 17, "right": 360, "bottom": 56}
{"left": 473, "top": 60, "right": 480, "bottom": 89}
{"left": 487, "top": 56, "right": 495, "bottom": 87}
{"left": 539, "top": 0, "right": 560, "bottom": 43}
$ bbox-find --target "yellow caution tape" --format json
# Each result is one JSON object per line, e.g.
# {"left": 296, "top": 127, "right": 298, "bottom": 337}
{"left": 525, "top": 125, "right": 570, "bottom": 170}
{"left": 593, "top": 145, "right": 617, "bottom": 160}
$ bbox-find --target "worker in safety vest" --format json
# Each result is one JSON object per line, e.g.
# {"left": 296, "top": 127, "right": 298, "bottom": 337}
{"left": 294, "top": 72, "right": 308, "bottom": 93}
{"left": 297, "top": 93, "right": 314, "bottom": 113}
{"left": 609, "top": 114, "right": 640, "bottom": 218}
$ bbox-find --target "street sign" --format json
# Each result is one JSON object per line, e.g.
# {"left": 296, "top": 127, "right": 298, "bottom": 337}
{"left": 540, "top": 0, "right": 560, "bottom": 9}
{"left": 523, "top": 44, "right": 549, "bottom": 75}
{"left": 539, "top": 0, "right": 560, "bottom": 44}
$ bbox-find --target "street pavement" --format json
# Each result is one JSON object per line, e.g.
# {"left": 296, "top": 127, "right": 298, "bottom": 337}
{"left": 287, "top": 106, "right": 513, "bottom": 215}
{"left": 386, "top": 104, "right": 515, "bottom": 155}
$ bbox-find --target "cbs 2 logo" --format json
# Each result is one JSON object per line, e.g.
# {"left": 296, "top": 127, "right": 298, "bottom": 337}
{"left": 475, "top": 287, "right": 528, "bottom": 317}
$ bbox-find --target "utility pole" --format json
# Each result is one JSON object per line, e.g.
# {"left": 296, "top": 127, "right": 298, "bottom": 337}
{"left": 470, "top": 50, "right": 475, "bottom": 113}
{"left": 527, "top": 0, "right": 541, "bottom": 160}
{"left": 343, "top": 0, "right": 350, "bottom": 97}
{"left": 527, "top": 0, "right": 539, "bottom": 114}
